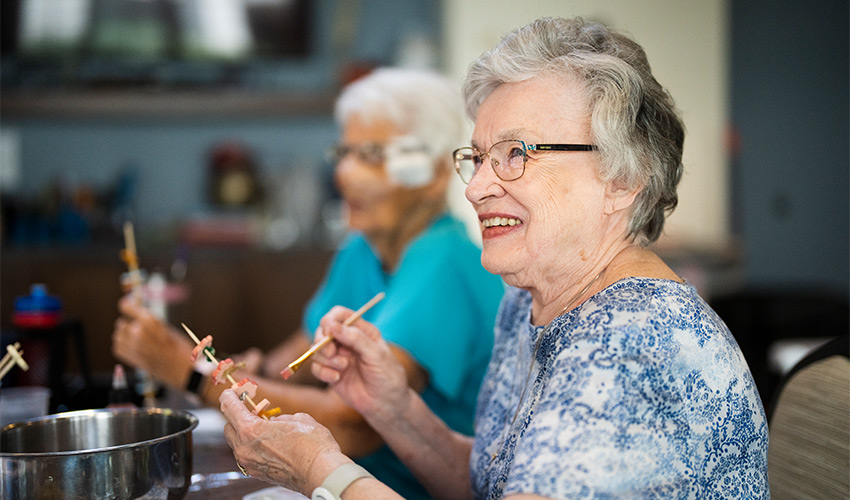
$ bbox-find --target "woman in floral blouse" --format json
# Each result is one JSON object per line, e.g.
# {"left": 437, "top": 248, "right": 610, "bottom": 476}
{"left": 219, "top": 17, "right": 769, "bottom": 500}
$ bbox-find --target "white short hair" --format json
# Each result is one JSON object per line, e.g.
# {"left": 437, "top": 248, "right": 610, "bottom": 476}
{"left": 334, "top": 67, "right": 467, "bottom": 168}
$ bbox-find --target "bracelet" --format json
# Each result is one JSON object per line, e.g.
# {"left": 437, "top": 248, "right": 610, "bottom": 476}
{"left": 311, "top": 463, "right": 374, "bottom": 500}
{"left": 185, "top": 369, "right": 204, "bottom": 394}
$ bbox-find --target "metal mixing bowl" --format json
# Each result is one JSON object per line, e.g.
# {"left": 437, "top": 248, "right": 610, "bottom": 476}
{"left": 0, "top": 407, "right": 199, "bottom": 499}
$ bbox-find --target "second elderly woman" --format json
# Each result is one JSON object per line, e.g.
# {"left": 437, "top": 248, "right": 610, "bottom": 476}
{"left": 219, "top": 17, "right": 770, "bottom": 500}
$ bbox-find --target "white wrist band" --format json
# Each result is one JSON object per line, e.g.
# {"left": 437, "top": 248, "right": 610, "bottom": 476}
{"left": 311, "top": 463, "right": 374, "bottom": 500}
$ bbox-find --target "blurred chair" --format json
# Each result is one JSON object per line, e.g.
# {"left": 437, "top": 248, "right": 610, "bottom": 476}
{"left": 767, "top": 334, "right": 849, "bottom": 499}
{"left": 710, "top": 288, "right": 849, "bottom": 411}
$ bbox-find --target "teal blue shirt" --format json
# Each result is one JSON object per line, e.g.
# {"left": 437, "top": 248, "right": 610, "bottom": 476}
{"left": 304, "top": 213, "right": 504, "bottom": 500}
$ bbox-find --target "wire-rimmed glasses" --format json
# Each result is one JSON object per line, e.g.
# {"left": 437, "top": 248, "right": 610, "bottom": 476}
{"left": 452, "top": 140, "right": 597, "bottom": 184}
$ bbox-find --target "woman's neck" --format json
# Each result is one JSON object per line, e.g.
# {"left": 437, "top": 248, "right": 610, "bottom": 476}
{"left": 371, "top": 201, "right": 444, "bottom": 272}
{"left": 528, "top": 239, "right": 632, "bottom": 326}
{"left": 528, "top": 244, "right": 682, "bottom": 326}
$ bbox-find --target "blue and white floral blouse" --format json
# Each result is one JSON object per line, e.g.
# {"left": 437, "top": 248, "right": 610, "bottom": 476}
{"left": 470, "top": 278, "right": 770, "bottom": 499}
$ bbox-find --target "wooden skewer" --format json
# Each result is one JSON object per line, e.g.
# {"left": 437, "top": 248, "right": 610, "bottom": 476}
{"left": 181, "top": 323, "right": 270, "bottom": 420}
{"left": 121, "top": 221, "right": 144, "bottom": 293}
{"left": 0, "top": 342, "right": 29, "bottom": 381}
{"left": 281, "top": 291, "right": 385, "bottom": 380}
{"left": 0, "top": 342, "right": 22, "bottom": 369}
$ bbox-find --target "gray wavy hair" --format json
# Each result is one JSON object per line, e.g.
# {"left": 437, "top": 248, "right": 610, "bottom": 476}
{"left": 335, "top": 67, "right": 466, "bottom": 170}
{"left": 463, "top": 17, "right": 685, "bottom": 245}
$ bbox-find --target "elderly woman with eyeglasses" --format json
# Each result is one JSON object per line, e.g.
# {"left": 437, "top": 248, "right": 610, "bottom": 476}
{"left": 219, "top": 17, "right": 769, "bottom": 500}
{"left": 113, "top": 67, "right": 504, "bottom": 500}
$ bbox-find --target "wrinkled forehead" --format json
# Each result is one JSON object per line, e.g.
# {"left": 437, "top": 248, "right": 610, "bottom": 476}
{"left": 471, "top": 129, "right": 531, "bottom": 150}
{"left": 341, "top": 114, "right": 405, "bottom": 145}
{"left": 470, "top": 75, "right": 592, "bottom": 148}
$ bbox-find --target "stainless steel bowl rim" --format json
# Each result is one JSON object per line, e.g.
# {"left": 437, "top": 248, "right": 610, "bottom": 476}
{"left": 0, "top": 407, "right": 199, "bottom": 457}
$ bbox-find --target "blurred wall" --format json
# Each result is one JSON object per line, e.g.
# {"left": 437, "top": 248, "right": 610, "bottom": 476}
{"left": 2, "top": 0, "right": 847, "bottom": 299}
{"left": 4, "top": 118, "right": 337, "bottom": 232}
{"left": 0, "top": 0, "right": 443, "bottom": 245}
{"left": 730, "top": 0, "right": 848, "bottom": 297}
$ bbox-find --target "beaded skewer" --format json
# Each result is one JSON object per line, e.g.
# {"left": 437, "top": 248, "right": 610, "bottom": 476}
{"left": 120, "top": 221, "right": 157, "bottom": 407}
{"left": 0, "top": 342, "right": 29, "bottom": 382}
{"left": 181, "top": 323, "right": 280, "bottom": 420}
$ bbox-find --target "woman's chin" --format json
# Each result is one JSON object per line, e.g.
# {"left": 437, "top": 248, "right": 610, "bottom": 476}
{"left": 481, "top": 253, "right": 520, "bottom": 280}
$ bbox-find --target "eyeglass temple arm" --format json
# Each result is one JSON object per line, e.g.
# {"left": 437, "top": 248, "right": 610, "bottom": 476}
{"left": 530, "top": 144, "right": 598, "bottom": 151}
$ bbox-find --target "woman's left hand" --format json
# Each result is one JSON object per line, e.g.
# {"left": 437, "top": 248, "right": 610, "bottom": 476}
{"left": 219, "top": 389, "right": 353, "bottom": 494}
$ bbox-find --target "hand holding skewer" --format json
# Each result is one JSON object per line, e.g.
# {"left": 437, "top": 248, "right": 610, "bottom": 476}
{"left": 120, "top": 221, "right": 157, "bottom": 408}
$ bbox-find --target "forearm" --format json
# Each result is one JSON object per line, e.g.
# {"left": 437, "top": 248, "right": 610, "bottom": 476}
{"left": 290, "top": 448, "right": 404, "bottom": 500}
{"left": 365, "top": 388, "right": 474, "bottom": 500}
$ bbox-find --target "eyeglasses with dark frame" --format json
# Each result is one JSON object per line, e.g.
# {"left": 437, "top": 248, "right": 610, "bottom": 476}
{"left": 452, "top": 139, "right": 598, "bottom": 184}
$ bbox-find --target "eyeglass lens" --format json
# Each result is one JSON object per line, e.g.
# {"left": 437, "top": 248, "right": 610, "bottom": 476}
{"left": 454, "top": 140, "right": 526, "bottom": 183}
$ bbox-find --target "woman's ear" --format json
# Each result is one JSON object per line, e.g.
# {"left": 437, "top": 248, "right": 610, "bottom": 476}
{"left": 604, "top": 179, "right": 640, "bottom": 215}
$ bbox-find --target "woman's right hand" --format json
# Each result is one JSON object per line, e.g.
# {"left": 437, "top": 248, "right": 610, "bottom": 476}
{"left": 311, "top": 306, "right": 411, "bottom": 423}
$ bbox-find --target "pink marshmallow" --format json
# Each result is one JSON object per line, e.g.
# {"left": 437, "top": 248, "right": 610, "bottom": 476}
{"left": 191, "top": 335, "right": 214, "bottom": 362}
{"left": 212, "top": 358, "right": 235, "bottom": 385}
{"left": 232, "top": 377, "right": 258, "bottom": 400}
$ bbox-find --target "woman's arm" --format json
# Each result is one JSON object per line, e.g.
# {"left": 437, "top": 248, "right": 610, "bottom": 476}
{"left": 370, "top": 386, "right": 476, "bottom": 500}
{"left": 313, "top": 307, "right": 475, "bottom": 500}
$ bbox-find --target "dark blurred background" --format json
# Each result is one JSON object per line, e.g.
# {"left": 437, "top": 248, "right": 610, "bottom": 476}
{"left": 0, "top": 0, "right": 846, "bottom": 414}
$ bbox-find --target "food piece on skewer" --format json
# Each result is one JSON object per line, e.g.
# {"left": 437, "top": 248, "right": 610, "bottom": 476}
{"left": 212, "top": 358, "right": 236, "bottom": 385}
{"left": 232, "top": 377, "right": 258, "bottom": 400}
{"left": 262, "top": 407, "right": 282, "bottom": 418}
{"left": 252, "top": 398, "right": 270, "bottom": 415}
{"left": 191, "top": 335, "right": 215, "bottom": 362}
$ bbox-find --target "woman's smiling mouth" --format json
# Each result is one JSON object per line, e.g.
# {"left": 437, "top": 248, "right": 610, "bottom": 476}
{"left": 481, "top": 216, "right": 523, "bottom": 228}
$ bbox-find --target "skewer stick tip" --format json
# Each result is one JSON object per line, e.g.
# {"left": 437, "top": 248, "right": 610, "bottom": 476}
{"left": 280, "top": 366, "right": 295, "bottom": 380}
{"left": 280, "top": 291, "right": 385, "bottom": 380}
{"left": 181, "top": 323, "right": 201, "bottom": 343}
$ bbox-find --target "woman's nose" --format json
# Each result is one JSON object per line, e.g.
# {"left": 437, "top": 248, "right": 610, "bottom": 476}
{"left": 464, "top": 159, "right": 501, "bottom": 203}
{"left": 334, "top": 154, "right": 359, "bottom": 178}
